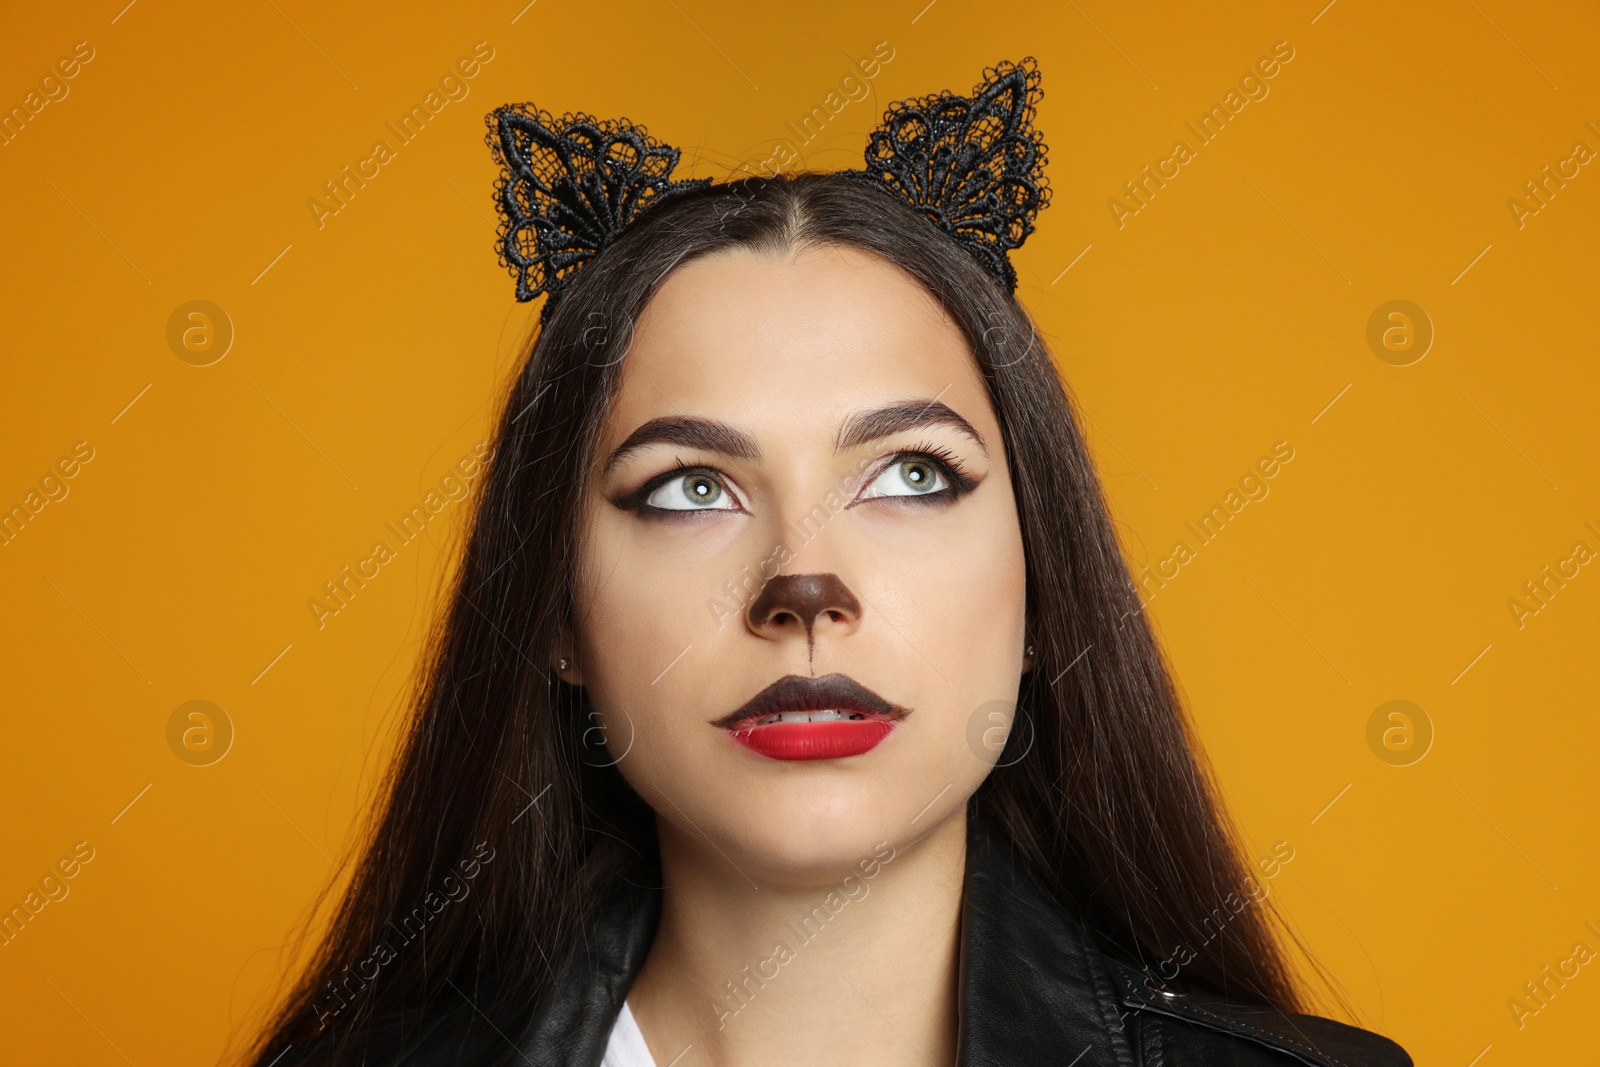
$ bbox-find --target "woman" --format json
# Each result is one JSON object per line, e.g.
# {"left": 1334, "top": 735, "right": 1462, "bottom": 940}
{"left": 245, "top": 61, "right": 1412, "bottom": 1067}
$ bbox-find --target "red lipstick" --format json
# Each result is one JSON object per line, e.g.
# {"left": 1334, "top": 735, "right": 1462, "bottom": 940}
{"left": 713, "top": 674, "right": 908, "bottom": 761}
{"left": 729, "top": 719, "right": 895, "bottom": 760}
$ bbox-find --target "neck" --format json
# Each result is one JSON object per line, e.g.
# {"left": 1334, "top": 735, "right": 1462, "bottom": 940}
{"left": 627, "top": 809, "right": 968, "bottom": 1067}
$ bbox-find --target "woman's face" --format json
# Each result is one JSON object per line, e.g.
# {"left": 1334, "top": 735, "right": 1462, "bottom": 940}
{"left": 567, "top": 243, "right": 1029, "bottom": 884}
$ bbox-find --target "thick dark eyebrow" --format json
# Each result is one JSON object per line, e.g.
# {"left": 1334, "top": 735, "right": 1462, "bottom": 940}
{"left": 602, "top": 417, "right": 762, "bottom": 475}
{"left": 601, "top": 398, "right": 986, "bottom": 475}
{"left": 835, "top": 399, "right": 987, "bottom": 455}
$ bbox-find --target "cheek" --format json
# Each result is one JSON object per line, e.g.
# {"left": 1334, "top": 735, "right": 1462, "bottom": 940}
{"left": 576, "top": 535, "right": 706, "bottom": 690}
{"left": 870, "top": 495, "right": 1028, "bottom": 680}
{"left": 849, "top": 491, "right": 1029, "bottom": 785}
{"left": 571, "top": 514, "right": 736, "bottom": 771}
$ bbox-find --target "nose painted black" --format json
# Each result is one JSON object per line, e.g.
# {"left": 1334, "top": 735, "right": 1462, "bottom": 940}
{"left": 745, "top": 573, "right": 862, "bottom": 658}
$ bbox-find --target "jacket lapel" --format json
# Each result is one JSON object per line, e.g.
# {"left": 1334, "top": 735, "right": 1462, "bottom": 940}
{"left": 957, "top": 814, "right": 1136, "bottom": 1067}
{"left": 516, "top": 872, "right": 662, "bottom": 1067}
{"left": 516, "top": 814, "right": 1139, "bottom": 1067}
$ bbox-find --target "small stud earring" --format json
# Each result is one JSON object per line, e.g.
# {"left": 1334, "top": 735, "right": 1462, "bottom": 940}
{"left": 1025, "top": 644, "right": 1035, "bottom": 658}
{"left": 558, "top": 658, "right": 570, "bottom": 671}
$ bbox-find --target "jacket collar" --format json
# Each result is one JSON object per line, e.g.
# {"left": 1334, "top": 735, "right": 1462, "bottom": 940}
{"left": 511, "top": 813, "right": 1398, "bottom": 1067}
{"left": 515, "top": 811, "right": 1137, "bottom": 1066}
{"left": 954, "top": 812, "right": 1136, "bottom": 1066}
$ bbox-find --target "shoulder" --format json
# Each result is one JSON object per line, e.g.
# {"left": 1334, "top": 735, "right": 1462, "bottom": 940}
{"left": 1103, "top": 957, "right": 1414, "bottom": 1067}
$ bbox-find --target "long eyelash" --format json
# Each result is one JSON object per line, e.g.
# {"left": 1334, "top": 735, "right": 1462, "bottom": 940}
{"left": 888, "top": 440, "right": 978, "bottom": 495}
{"left": 615, "top": 459, "right": 735, "bottom": 515}
{"left": 615, "top": 443, "right": 976, "bottom": 515}
{"left": 921, "top": 443, "right": 974, "bottom": 483}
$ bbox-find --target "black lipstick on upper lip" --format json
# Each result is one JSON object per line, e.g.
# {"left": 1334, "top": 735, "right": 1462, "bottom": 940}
{"left": 710, "top": 673, "right": 910, "bottom": 730}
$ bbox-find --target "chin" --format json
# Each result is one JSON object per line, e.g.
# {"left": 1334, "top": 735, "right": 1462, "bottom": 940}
{"left": 631, "top": 726, "right": 978, "bottom": 885}
{"left": 723, "top": 810, "right": 901, "bottom": 886}
{"left": 693, "top": 769, "right": 946, "bottom": 887}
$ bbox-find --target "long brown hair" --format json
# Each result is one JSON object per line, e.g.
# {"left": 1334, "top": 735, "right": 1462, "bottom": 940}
{"left": 243, "top": 172, "right": 1320, "bottom": 1066}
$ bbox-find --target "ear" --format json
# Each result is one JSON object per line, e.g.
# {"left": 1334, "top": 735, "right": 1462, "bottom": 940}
{"left": 550, "top": 628, "right": 585, "bottom": 686}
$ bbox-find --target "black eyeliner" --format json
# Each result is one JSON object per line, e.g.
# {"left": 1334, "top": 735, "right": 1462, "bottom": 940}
{"left": 615, "top": 459, "right": 739, "bottom": 516}
{"left": 614, "top": 441, "right": 980, "bottom": 517}
{"left": 894, "top": 442, "right": 978, "bottom": 495}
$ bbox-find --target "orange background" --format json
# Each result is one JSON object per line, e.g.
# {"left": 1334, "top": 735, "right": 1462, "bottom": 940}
{"left": 2, "top": 1, "right": 1597, "bottom": 1063}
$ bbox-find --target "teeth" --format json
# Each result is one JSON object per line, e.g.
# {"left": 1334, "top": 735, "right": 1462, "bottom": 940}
{"left": 751, "top": 709, "right": 869, "bottom": 726}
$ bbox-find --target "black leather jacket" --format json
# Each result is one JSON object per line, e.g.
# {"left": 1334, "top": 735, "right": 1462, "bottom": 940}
{"left": 485, "top": 813, "right": 1413, "bottom": 1067}
{"left": 326, "top": 814, "right": 1412, "bottom": 1066}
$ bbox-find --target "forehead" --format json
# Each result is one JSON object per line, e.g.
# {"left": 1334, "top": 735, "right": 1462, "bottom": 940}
{"left": 601, "top": 244, "right": 992, "bottom": 444}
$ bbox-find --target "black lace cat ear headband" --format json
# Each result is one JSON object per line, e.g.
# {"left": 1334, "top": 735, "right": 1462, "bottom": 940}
{"left": 483, "top": 57, "right": 1050, "bottom": 320}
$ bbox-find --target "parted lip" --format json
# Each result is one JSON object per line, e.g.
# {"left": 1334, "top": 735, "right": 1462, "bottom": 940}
{"left": 710, "top": 673, "right": 910, "bottom": 730}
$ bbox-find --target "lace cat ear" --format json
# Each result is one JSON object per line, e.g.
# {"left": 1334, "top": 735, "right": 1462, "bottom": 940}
{"left": 484, "top": 105, "right": 712, "bottom": 309}
{"left": 843, "top": 58, "right": 1051, "bottom": 293}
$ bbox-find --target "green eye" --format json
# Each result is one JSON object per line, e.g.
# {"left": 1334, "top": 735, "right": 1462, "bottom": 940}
{"left": 645, "top": 472, "right": 735, "bottom": 511}
{"left": 864, "top": 458, "right": 948, "bottom": 498}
